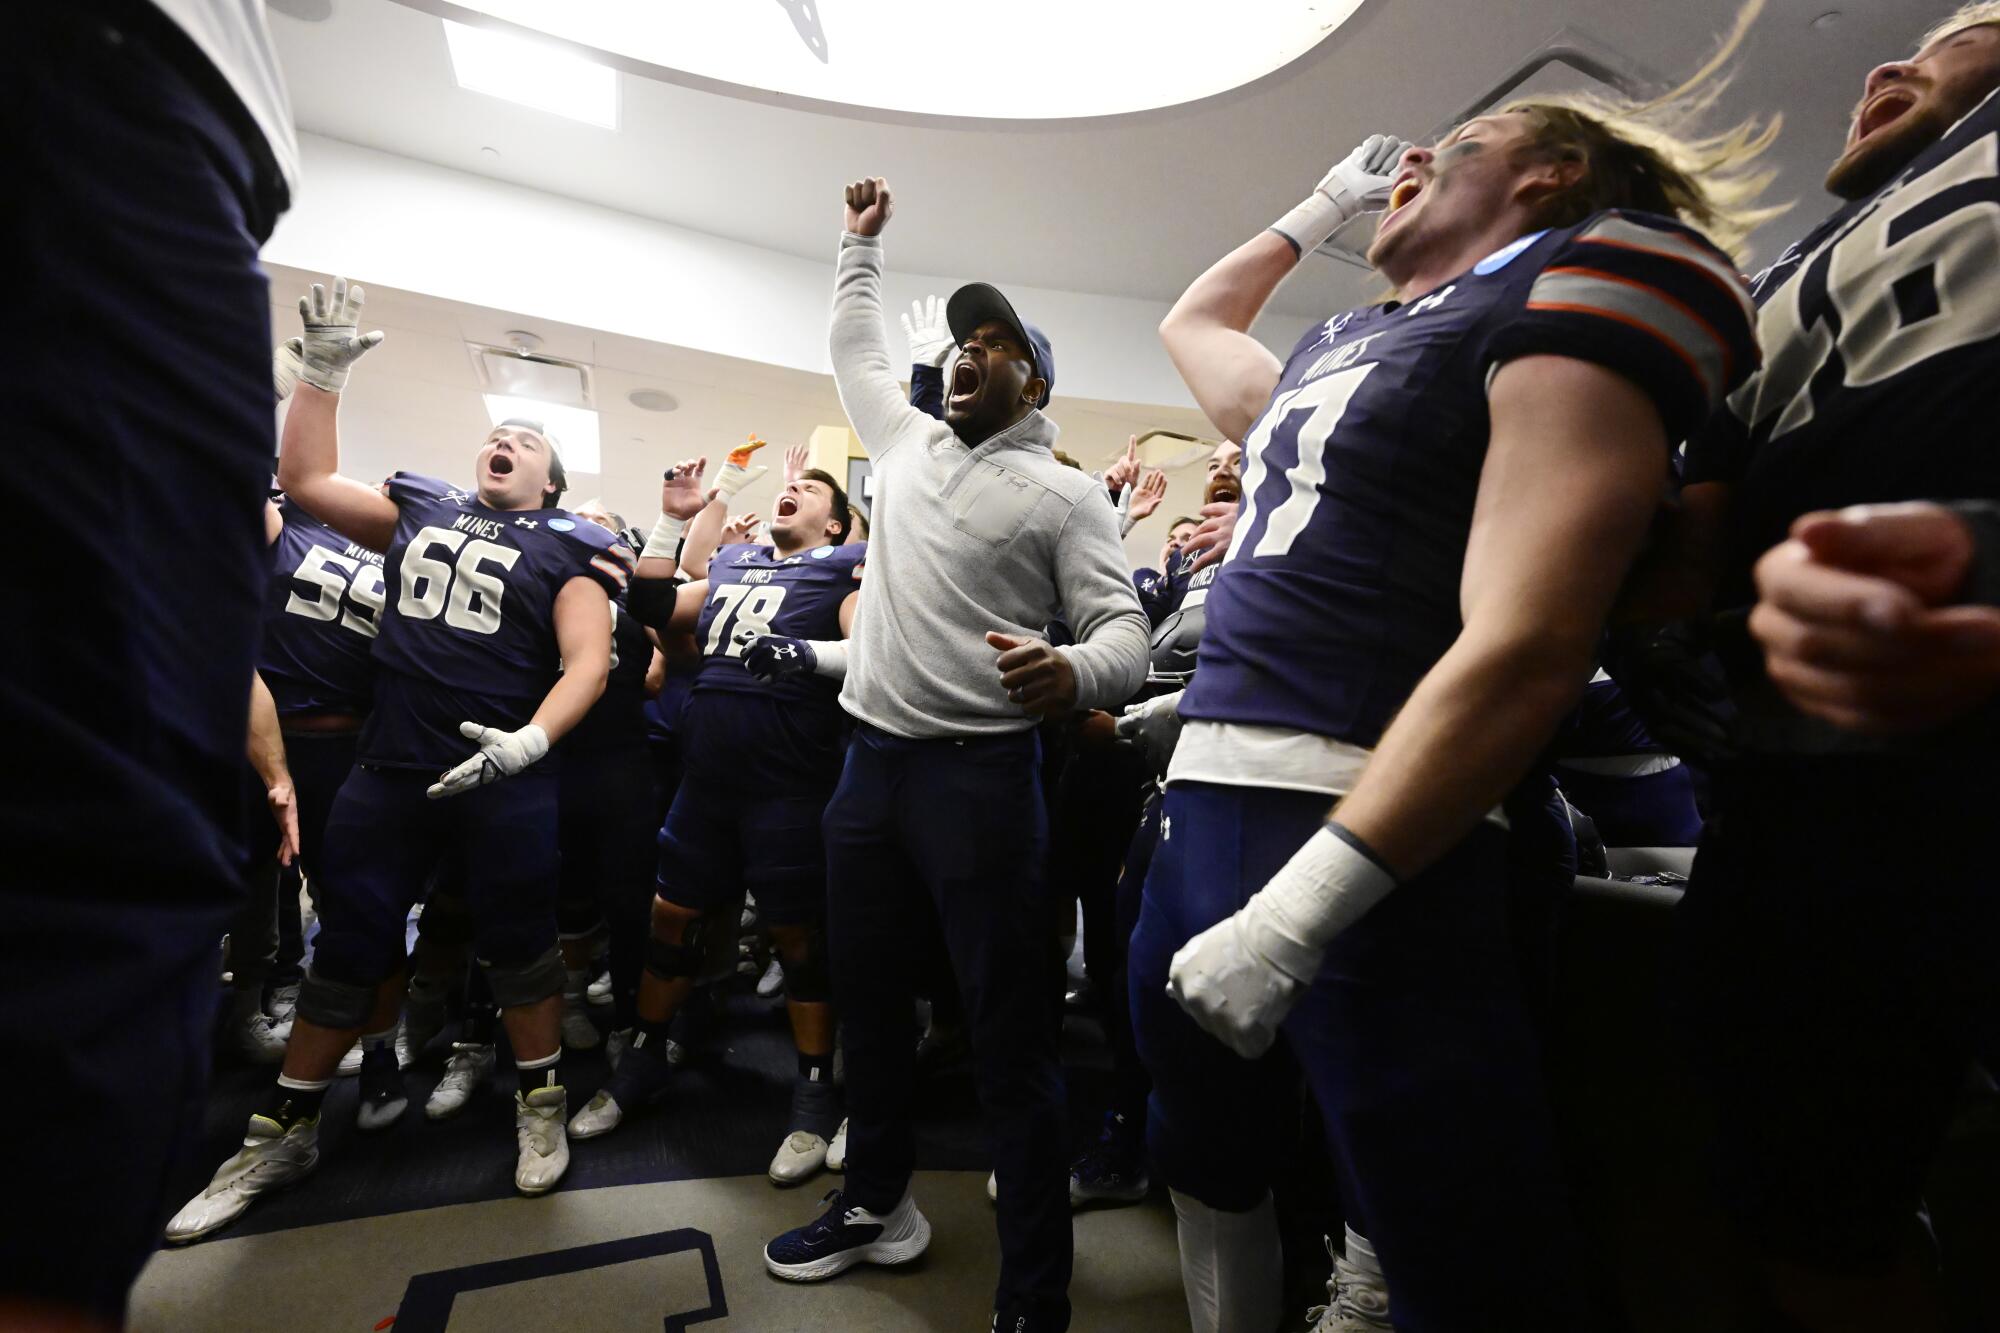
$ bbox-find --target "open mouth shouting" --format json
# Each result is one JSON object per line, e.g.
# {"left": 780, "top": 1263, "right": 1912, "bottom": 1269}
{"left": 487, "top": 452, "right": 515, "bottom": 478}
{"left": 1378, "top": 169, "right": 1425, "bottom": 234}
{"left": 1852, "top": 86, "right": 1920, "bottom": 146}
{"left": 949, "top": 356, "right": 984, "bottom": 411}
{"left": 775, "top": 491, "right": 801, "bottom": 520}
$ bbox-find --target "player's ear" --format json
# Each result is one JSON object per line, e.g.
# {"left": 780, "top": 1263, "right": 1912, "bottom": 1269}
{"left": 1515, "top": 150, "right": 1586, "bottom": 210}
{"left": 1023, "top": 376, "right": 1047, "bottom": 408}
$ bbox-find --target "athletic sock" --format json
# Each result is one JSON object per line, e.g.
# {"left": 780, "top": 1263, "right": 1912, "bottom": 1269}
{"left": 261, "top": 1074, "right": 330, "bottom": 1128}
{"left": 797, "top": 1051, "right": 835, "bottom": 1085}
{"left": 516, "top": 1050, "right": 562, "bottom": 1099}
{"left": 360, "top": 1024, "right": 397, "bottom": 1054}
{"left": 632, "top": 1013, "right": 675, "bottom": 1054}
{"left": 1344, "top": 1225, "right": 1383, "bottom": 1277}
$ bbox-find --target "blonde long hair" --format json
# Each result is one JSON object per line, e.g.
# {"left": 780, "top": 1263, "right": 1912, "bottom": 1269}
{"left": 1921, "top": 2, "right": 2000, "bottom": 51}
{"left": 1499, "top": 0, "right": 1787, "bottom": 260}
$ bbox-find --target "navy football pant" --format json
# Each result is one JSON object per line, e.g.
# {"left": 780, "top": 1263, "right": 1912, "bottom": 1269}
{"left": 1130, "top": 781, "right": 1603, "bottom": 1332}
{"left": 1679, "top": 753, "right": 2000, "bottom": 1266}
{"left": 826, "top": 724, "right": 1072, "bottom": 1327}
{"left": 0, "top": 4, "right": 278, "bottom": 1318}
{"left": 228, "top": 730, "right": 360, "bottom": 989}
{"left": 313, "top": 766, "right": 562, "bottom": 990}
{"left": 557, "top": 739, "right": 657, "bottom": 1022}
{"left": 1554, "top": 761, "right": 1703, "bottom": 849}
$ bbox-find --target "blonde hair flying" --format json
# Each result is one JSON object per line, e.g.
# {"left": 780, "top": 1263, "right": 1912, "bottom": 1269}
{"left": 1498, "top": 0, "right": 1788, "bottom": 261}
{"left": 1920, "top": 2, "right": 2000, "bottom": 52}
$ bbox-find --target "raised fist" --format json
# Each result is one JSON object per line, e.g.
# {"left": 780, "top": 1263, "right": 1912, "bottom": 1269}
{"left": 844, "top": 177, "right": 894, "bottom": 237}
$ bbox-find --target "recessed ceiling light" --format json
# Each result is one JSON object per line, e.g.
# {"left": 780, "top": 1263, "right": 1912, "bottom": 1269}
{"left": 1811, "top": 10, "right": 1843, "bottom": 29}
{"left": 627, "top": 388, "right": 680, "bottom": 412}
{"left": 480, "top": 145, "right": 501, "bottom": 161}
{"left": 482, "top": 393, "right": 601, "bottom": 473}
{"left": 443, "top": 19, "right": 618, "bottom": 129}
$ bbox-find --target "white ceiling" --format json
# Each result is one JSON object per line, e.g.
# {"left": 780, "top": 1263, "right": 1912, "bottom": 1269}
{"left": 269, "top": 263, "right": 1221, "bottom": 562}
{"left": 271, "top": 0, "right": 1919, "bottom": 324}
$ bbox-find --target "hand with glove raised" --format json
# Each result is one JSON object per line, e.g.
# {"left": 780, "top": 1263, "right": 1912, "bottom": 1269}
{"left": 901, "top": 295, "right": 953, "bottom": 369}
{"left": 296, "top": 277, "right": 384, "bottom": 394}
{"left": 1270, "top": 133, "right": 1414, "bottom": 255}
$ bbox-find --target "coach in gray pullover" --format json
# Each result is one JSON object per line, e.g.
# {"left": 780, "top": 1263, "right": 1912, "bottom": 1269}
{"left": 755, "top": 177, "right": 1146, "bottom": 1333}
{"left": 827, "top": 194, "right": 1148, "bottom": 734}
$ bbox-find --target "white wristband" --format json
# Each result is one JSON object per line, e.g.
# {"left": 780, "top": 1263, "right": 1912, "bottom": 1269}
{"left": 1242, "top": 824, "right": 1397, "bottom": 980}
{"left": 642, "top": 513, "right": 688, "bottom": 561}
{"left": 1270, "top": 191, "right": 1355, "bottom": 257}
{"left": 808, "top": 639, "right": 848, "bottom": 681}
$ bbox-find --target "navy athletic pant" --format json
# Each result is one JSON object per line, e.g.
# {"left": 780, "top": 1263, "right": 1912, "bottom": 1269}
{"left": 1129, "top": 781, "right": 1605, "bottom": 1332}
{"left": 0, "top": 4, "right": 282, "bottom": 1318}
{"left": 826, "top": 723, "right": 1073, "bottom": 1328}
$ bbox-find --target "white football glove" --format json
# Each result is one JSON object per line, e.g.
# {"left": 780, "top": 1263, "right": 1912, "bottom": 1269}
{"left": 1114, "top": 689, "right": 1185, "bottom": 778}
{"left": 297, "top": 277, "right": 384, "bottom": 394}
{"left": 273, "top": 337, "right": 304, "bottom": 403}
{"left": 1270, "top": 133, "right": 1414, "bottom": 255}
{"left": 900, "top": 294, "right": 953, "bottom": 369}
{"left": 1167, "top": 824, "right": 1397, "bottom": 1058}
{"left": 426, "top": 721, "right": 549, "bottom": 799}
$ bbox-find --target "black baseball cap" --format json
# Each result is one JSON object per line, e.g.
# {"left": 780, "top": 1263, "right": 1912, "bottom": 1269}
{"left": 946, "top": 282, "right": 1055, "bottom": 409}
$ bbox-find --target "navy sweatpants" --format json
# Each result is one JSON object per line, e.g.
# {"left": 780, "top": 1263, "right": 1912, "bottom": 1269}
{"left": 1129, "top": 781, "right": 1603, "bottom": 1332}
{"left": 0, "top": 5, "right": 280, "bottom": 1317}
{"left": 825, "top": 723, "right": 1073, "bottom": 1327}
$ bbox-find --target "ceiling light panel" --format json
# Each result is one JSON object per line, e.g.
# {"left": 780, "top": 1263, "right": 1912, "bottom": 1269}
{"left": 417, "top": 1, "right": 1361, "bottom": 120}
{"left": 443, "top": 19, "right": 618, "bottom": 128}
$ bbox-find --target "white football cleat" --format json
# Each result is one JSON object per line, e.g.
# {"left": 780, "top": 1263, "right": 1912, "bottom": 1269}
{"left": 514, "top": 1086, "right": 570, "bottom": 1195}
{"left": 769, "top": 1130, "right": 830, "bottom": 1185}
{"left": 987, "top": 1170, "right": 998, "bottom": 1203}
{"left": 425, "top": 1043, "right": 495, "bottom": 1120}
{"left": 227, "top": 991, "right": 290, "bottom": 1065}
{"left": 586, "top": 968, "right": 615, "bottom": 1007}
{"left": 1308, "top": 1232, "right": 1393, "bottom": 1331}
{"left": 825, "top": 1117, "right": 848, "bottom": 1172}
{"left": 336, "top": 1040, "right": 363, "bottom": 1077}
{"left": 756, "top": 958, "right": 785, "bottom": 999}
{"left": 266, "top": 981, "right": 300, "bottom": 1025}
{"left": 164, "top": 1114, "right": 319, "bottom": 1244}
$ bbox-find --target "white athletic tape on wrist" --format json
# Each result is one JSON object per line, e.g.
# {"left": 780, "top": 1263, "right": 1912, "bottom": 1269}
{"left": 1269, "top": 190, "right": 1356, "bottom": 257}
{"left": 642, "top": 513, "right": 688, "bottom": 561}
{"left": 808, "top": 639, "right": 848, "bottom": 681}
{"left": 714, "top": 462, "right": 766, "bottom": 499}
{"left": 1243, "top": 823, "right": 1397, "bottom": 980}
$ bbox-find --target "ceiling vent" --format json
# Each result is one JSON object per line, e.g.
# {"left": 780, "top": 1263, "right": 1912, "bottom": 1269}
{"left": 1315, "top": 28, "right": 1665, "bottom": 271}
{"left": 467, "top": 340, "right": 596, "bottom": 410}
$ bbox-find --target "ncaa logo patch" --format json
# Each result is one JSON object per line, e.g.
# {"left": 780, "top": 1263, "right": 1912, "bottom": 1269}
{"left": 548, "top": 518, "right": 576, "bottom": 532}
{"left": 1473, "top": 229, "right": 1547, "bottom": 275}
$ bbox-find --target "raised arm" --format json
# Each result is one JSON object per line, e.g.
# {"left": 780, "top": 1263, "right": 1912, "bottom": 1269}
{"left": 830, "top": 178, "right": 929, "bottom": 453}
{"left": 274, "top": 279, "right": 397, "bottom": 552}
{"left": 1160, "top": 136, "right": 1407, "bottom": 443}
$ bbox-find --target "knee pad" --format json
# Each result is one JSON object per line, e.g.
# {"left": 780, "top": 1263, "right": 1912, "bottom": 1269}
{"left": 478, "top": 945, "right": 566, "bottom": 1008}
{"left": 780, "top": 924, "right": 832, "bottom": 1004}
{"left": 643, "top": 914, "right": 712, "bottom": 981}
{"left": 297, "top": 962, "right": 378, "bottom": 1028}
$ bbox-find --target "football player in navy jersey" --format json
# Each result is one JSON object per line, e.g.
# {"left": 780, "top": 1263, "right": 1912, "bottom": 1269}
{"left": 550, "top": 500, "right": 659, "bottom": 1059}
{"left": 571, "top": 464, "right": 862, "bottom": 1188}
{"left": 221, "top": 488, "right": 386, "bottom": 1065}
{"left": 1548, "top": 671, "right": 1703, "bottom": 875}
{"left": 1133, "top": 38, "right": 1772, "bottom": 1328}
{"left": 1629, "top": 10, "right": 2000, "bottom": 1327}
{"left": 167, "top": 279, "right": 633, "bottom": 1242}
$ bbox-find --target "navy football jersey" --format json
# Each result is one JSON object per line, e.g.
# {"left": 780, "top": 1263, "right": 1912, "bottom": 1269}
{"left": 1684, "top": 86, "right": 2000, "bottom": 612}
{"left": 1148, "top": 547, "right": 1218, "bottom": 685}
{"left": 564, "top": 590, "right": 653, "bottom": 753}
{"left": 1551, "top": 674, "right": 1666, "bottom": 761}
{"left": 1182, "top": 210, "right": 1759, "bottom": 748}
{"left": 260, "top": 498, "right": 383, "bottom": 715}
{"left": 692, "top": 541, "right": 865, "bottom": 705}
{"left": 362, "top": 474, "right": 636, "bottom": 768}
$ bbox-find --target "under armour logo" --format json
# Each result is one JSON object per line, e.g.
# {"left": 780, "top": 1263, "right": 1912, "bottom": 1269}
{"left": 1405, "top": 284, "right": 1456, "bottom": 317}
{"left": 1160, "top": 815, "right": 1172, "bottom": 841}
{"left": 514, "top": 517, "right": 539, "bottom": 529}
{"left": 774, "top": 645, "right": 799, "bottom": 659}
